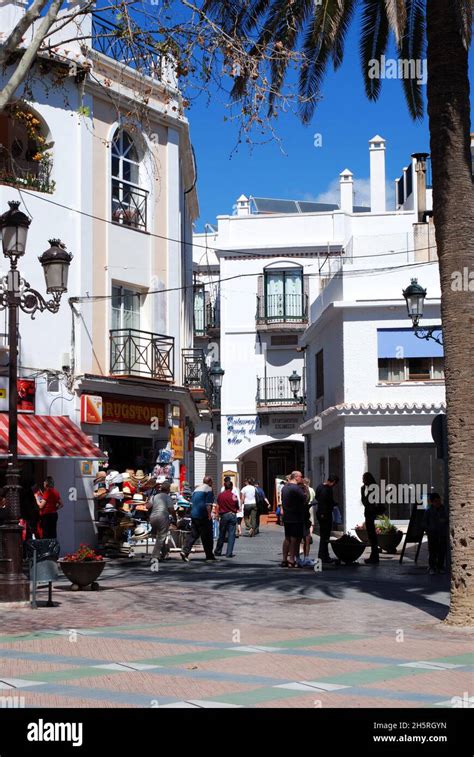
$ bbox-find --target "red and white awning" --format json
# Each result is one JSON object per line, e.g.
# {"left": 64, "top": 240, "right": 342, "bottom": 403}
{"left": 0, "top": 414, "right": 103, "bottom": 459}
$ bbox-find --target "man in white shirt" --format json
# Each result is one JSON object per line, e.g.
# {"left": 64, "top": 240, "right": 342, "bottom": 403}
{"left": 240, "top": 478, "right": 257, "bottom": 537}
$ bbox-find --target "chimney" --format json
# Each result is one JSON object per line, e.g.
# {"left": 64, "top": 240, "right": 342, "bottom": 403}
{"left": 412, "top": 153, "right": 429, "bottom": 222}
{"left": 339, "top": 169, "right": 353, "bottom": 213}
{"left": 236, "top": 194, "right": 250, "bottom": 216}
{"left": 369, "top": 135, "right": 386, "bottom": 213}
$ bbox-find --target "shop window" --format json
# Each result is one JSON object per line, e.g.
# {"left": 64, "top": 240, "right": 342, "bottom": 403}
{"left": 407, "top": 357, "right": 431, "bottom": 381}
{"left": 0, "top": 105, "right": 54, "bottom": 193}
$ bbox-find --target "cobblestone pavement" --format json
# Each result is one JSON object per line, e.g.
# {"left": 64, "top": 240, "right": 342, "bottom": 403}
{"left": 0, "top": 527, "right": 472, "bottom": 709}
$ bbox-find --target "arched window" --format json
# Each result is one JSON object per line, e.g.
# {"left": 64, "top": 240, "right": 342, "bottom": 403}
{"left": 111, "top": 128, "right": 148, "bottom": 231}
{"left": 0, "top": 104, "right": 54, "bottom": 193}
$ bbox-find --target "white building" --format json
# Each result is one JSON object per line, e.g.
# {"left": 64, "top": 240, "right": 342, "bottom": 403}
{"left": 0, "top": 3, "right": 199, "bottom": 552}
{"left": 194, "top": 135, "right": 438, "bottom": 504}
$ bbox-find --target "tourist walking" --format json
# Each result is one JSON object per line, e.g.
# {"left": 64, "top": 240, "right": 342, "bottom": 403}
{"left": 315, "top": 475, "right": 339, "bottom": 564}
{"left": 36, "top": 476, "right": 63, "bottom": 539}
{"left": 280, "top": 471, "right": 307, "bottom": 568}
{"left": 215, "top": 480, "right": 239, "bottom": 557}
{"left": 241, "top": 478, "right": 258, "bottom": 536}
{"left": 180, "top": 476, "right": 216, "bottom": 561}
{"left": 146, "top": 481, "right": 176, "bottom": 564}
{"left": 361, "top": 472, "right": 380, "bottom": 564}
{"left": 254, "top": 481, "right": 270, "bottom": 535}
{"left": 424, "top": 492, "right": 448, "bottom": 575}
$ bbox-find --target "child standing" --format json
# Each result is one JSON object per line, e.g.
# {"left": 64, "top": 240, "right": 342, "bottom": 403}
{"left": 424, "top": 492, "right": 449, "bottom": 575}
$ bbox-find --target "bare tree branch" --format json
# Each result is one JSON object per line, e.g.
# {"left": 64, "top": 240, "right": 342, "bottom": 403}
{"left": 0, "top": 0, "right": 64, "bottom": 112}
{"left": 0, "top": 0, "right": 51, "bottom": 66}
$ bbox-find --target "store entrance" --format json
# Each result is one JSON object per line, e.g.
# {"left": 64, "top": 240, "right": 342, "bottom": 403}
{"left": 262, "top": 441, "right": 304, "bottom": 508}
{"left": 99, "top": 435, "right": 159, "bottom": 474}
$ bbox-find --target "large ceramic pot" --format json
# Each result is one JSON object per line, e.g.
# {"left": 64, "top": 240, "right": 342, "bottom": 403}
{"left": 377, "top": 530, "right": 404, "bottom": 554}
{"left": 330, "top": 537, "right": 367, "bottom": 565}
{"left": 59, "top": 559, "right": 106, "bottom": 591}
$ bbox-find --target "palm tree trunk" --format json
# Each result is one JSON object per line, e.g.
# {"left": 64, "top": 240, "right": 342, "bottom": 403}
{"left": 426, "top": 0, "right": 474, "bottom": 625}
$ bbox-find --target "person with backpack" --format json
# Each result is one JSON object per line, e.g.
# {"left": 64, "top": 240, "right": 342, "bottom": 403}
{"left": 240, "top": 478, "right": 258, "bottom": 537}
{"left": 315, "top": 475, "right": 339, "bottom": 564}
{"left": 361, "top": 471, "right": 382, "bottom": 564}
{"left": 254, "top": 481, "right": 270, "bottom": 535}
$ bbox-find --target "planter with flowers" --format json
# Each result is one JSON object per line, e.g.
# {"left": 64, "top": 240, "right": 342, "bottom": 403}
{"left": 59, "top": 545, "right": 106, "bottom": 591}
{"left": 375, "top": 516, "right": 404, "bottom": 554}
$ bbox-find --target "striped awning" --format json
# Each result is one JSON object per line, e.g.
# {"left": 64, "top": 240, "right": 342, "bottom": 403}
{"left": 0, "top": 414, "right": 104, "bottom": 459}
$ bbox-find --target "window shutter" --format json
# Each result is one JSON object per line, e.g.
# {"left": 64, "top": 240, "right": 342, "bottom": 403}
{"left": 257, "top": 274, "right": 264, "bottom": 319}
{"left": 303, "top": 274, "right": 309, "bottom": 315}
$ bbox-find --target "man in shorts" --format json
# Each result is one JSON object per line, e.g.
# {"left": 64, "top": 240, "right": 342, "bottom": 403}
{"left": 280, "top": 471, "right": 307, "bottom": 567}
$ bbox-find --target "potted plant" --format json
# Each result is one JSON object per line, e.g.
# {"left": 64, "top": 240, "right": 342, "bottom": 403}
{"left": 375, "top": 516, "right": 404, "bottom": 554}
{"left": 59, "top": 544, "right": 106, "bottom": 591}
{"left": 354, "top": 522, "right": 369, "bottom": 543}
{"left": 330, "top": 533, "right": 367, "bottom": 565}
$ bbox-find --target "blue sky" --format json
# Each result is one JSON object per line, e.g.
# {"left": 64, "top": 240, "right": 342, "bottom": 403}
{"left": 185, "top": 20, "right": 473, "bottom": 230}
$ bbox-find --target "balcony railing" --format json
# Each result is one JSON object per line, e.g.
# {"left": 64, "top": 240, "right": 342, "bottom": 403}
{"left": 110, "top": 329, "right": 174, "bottom": 382}
{"left": 112, "top": 179, "right": 148, "bottom": 231}
{"left": 193, "top": 300, "right": 220, "bottom": 337}
{"left": 256, "top": 376, "right": 303, "bottom": 407}
{"left": 256, "top": 293, "right": 308, "bottom": 326}
{"left": 92, "top": 13, "right": 162, "bottom": 78}
{"left": 182, "top": 349, "right": 218, "bottom": 407}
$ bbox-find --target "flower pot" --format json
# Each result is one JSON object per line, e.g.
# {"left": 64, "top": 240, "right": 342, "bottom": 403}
{"left": 330, "top": 537, "right": 367, "bottom": 564}
{"left": 355, "top": 526, "right": 369, "bottom": 543}
{"left": 59, "top": 559, "right": 106, "bottom": 590}
{"left": 377, "top": 530, "right": 404, "bottom": 554}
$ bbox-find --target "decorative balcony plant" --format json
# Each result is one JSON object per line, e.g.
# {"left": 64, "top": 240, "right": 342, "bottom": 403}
{"left": 59, "top": 544, "right": 106, "bottom": 590}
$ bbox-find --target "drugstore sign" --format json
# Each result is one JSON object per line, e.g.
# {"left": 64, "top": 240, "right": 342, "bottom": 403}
{"left": 81, "top": 395, "right": 166, "bottom": 426}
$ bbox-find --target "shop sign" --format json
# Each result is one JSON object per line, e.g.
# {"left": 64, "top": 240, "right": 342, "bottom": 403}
{"left": 227, "top": 415, "right": 257, "bottom": 445}
{"left": 170, "top": 426, "right": 184, "bottom": 459}
{"left": 81, "top": 395, "right": 103, "bottom": 424}
{"left": 101, "top": 395, "right": 166, "bottom": 426}
{"left": 269, "top": 414, "right": 301, "bottom": 434}
{"left": 0, "top": 378, "right": 35, "bottom": 413}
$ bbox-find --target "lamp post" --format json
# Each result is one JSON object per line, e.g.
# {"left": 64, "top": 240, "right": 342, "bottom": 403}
{"left": 402, "top": 278, "right": 443, "bottom": 346}
{"left": 289, "top": 370, "right": 303, "bottom": 402}
{"left": 0, "top": 202, "right": 72, "bottom": 603}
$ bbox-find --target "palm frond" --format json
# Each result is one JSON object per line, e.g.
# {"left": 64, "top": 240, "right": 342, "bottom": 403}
{"left": 384, "top": 0, "right": 407, "bottom": 44}
{"left": 399, "top": 0, "right": 425, "bottom": 120}
{"left": 332, "top": 0, "right": 358, "bottom": 69}
{"left": 298, "top": 0, "right": 346, "bottom": 123}
{"left": 360, "top": 0, "right": 390, "bottom": 101}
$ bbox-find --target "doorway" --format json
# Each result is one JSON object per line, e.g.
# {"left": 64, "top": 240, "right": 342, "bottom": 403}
{"left": 262, "top": 441, "right": 304, "bottom": 508}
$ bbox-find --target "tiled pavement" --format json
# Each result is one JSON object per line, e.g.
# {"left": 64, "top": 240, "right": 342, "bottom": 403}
{"left": 0, "top": 527, "right": 472, "bottom": 708}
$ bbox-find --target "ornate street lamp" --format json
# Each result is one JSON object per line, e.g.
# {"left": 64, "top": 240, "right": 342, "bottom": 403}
{"left": 288, "top": 370, "right": 302, "bottom": 400}
{"left": 402, "top": 278, "right": 443, "bottom": 346}
{"left": 0, "top": 202, "right": 72, "bottom": 603}
{"left": 209, "top": 362, "right": 224, "bottom": 389}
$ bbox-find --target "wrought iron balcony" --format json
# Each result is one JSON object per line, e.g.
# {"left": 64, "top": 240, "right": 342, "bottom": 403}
{"left": 182, "top": 349, "right": 219, "bottom": 409}
{"left": 256, "top": 293, "right": 308, "bottom": 330}
{"left": 112, "top": 179, "right": 148, "bottom": 231}
{"left": 193, "top": 300, "right": 220, "bottom": 338}
{"left": 205, "top": 301, "right": 220, "bottom": 335}
{"left": 110, "top": 329, "right": 174, "bottom": 382}
{"left": 92, "top": 13, "right": 162, "bottom": 78}
{"left": 256, "top": 376, "right": 304, "bottom": 410}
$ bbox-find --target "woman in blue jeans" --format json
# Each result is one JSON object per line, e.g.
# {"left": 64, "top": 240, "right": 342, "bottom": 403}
{"left": 214, "top": 481, "right": 239, "bottom": 557}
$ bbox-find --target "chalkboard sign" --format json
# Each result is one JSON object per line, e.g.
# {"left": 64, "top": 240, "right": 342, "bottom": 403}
{"left": 399, "top": 504, "right": 426, "bottom": 564}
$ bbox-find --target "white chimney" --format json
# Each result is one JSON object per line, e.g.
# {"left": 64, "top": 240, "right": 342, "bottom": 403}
{"left": 369, "top": 134, "right": 386, "bottom": 213}
{"left": 236, "top": 194, "right": 250, "bottom": 216}
{"left": 339, "top": 169, "right": 353, "bottom": 213}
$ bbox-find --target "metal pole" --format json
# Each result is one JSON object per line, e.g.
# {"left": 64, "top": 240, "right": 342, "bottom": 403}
{"left": 0, "top": 265, "right": 29, "bottom": 602}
